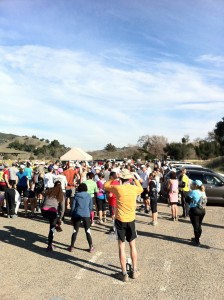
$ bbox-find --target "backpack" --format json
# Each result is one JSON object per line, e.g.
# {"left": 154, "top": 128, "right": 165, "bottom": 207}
{"left": 34, "top": 178, "right": 44, "bottom": 193}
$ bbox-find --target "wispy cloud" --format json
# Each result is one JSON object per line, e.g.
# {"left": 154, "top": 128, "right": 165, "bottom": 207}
{"left": 197, "top": 54, "right": 224, "bottom": 67}
{"left": 0, "top": 45, "right": 223, "bottom": 149}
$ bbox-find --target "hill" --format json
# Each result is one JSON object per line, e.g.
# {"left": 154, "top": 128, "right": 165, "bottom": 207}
{"left": 0, "top": 132, "right": 18, "bottom": 144}
{"left": 0, "top": 132, "right": 68, "bottom": 160}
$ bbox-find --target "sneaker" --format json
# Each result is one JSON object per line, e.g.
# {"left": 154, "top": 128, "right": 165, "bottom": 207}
{"left": 103, "top": 217, "right": 107, "bottom": 223}
{"left": 149, "top": 221, "right": 158, "bottom": 226}
{"left": 68, "top": 246, "right": 74, "bottom": 252}
{"left": 130, "top": 269, "right": 140, "bottom": 279}
{"left": 115, "top": 272, "right": 129, "bottom": 282}
{"left": 55, "top": 224, "right": 63, "bottom": 232}
{"left": 10, "top": 214, "right": 18, "bottom": 218}
{"left": 144, "top": 209, "right": 149, "bottom": 214}
{"left": 46, "top": 244, "right": 56, "bottom": 252}
{"left": 89, "top": 246, "right": 94, "bottom": 253}
{"left": 97, "top": 219, "right": 103, "bottom": 225}
{"left": 91, "top": 222, "right": 95, "bottom": 226}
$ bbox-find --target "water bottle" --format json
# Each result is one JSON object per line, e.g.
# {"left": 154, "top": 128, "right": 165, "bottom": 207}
{"left": 126, "top": 257, "right": 132, "bottom": 272}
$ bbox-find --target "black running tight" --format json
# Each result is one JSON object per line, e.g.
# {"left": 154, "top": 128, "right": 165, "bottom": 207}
{"left": 71, "top": 217, "right": 92, "bottom": 248}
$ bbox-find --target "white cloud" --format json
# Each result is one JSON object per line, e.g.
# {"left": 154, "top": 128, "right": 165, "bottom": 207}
{"left": 197, "top": 54, "right": 224, "bottom": 67}
{"left": 0, "top": 45, "right": 224, "bottom": 150}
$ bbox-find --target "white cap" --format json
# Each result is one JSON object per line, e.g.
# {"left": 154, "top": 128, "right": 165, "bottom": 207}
{"left": 20, "top": 165, "right": 25, "bottom": 169}
{"left": 94, "top": 166, "right": 101, "bottom": 170}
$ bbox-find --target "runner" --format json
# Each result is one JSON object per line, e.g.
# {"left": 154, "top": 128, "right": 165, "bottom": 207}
{"left": 104, "top": 169, "right": 143, "bottom": 282}
{"left": 41, "top": 181, "right": 65, "bottom": 251}
{"left": 69, "top": 183, "right": 94, "bottom": 253}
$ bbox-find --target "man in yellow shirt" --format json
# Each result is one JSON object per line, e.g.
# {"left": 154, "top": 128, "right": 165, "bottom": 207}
{"left": 104, "top": 169, "right": 143, "bottom": 282}
{"left": 180, "top": 168, "right": 190, "bottom": 218}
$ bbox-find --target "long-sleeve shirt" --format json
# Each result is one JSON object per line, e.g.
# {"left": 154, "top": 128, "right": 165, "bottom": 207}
{"left": 104, "top": 179, "right": 143, "bottom": 222}
{"left": 71, "top": 191, "right": 93, "bottom": 218}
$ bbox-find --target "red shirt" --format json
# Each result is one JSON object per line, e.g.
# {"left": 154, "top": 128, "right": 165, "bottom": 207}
{"left": 108, "top": 179, "right": 120, "bottom": 207}
{"left": 0, "top": 169, "right": 9, "bottom": 186}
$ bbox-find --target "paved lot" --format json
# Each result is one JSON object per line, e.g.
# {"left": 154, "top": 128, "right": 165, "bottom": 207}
{"left": 0, "top": 203, "right": 224, "bottom": 300}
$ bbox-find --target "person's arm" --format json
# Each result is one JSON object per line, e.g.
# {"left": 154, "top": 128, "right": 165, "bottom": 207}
{"left": 89, "top": 195, "right": 93, "bottom": 212}
{"left": 58, "top": 197, "right": 65, "bottom": 220}
{"left": 4, "top": 173, "right": 11, "bottom": 188}
{"left": 70, "top": 195, "right": 76, "bottom": 216}
{"left": 26, "top": 176, "right": 29, "bottom": 189}
{"left": 104, "top": 180, "right": 116, "bottom": 192}
{"left": 134, "top": 178, "right": 144, "bottom": 194}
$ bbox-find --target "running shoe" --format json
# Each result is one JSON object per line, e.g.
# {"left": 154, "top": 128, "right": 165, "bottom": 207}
{"left": 115, "top": 272, "right": 129, "bottom": 282}
{"left": 89, "top": 246, "right": 95, "bottom": 253}
{"left": 68, "top": 246, "right": 74, "bottom": 252}
{"left": 46, "top": 244, "right": 56, "bottom": 252}
{"left": 130, "top": 269, "right": 140, "bottom": 279}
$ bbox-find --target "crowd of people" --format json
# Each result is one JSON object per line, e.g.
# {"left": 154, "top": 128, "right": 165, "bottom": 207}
{"left": 0, "top": 158, "right": 207, "bottom": 282}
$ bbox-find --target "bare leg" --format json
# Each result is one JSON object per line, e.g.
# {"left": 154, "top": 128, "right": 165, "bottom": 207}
{"left": 24, "top": 198, "right": 28, "bottom": 214}
{"left": 118, "top": 240, "right": 126, "bottom": 273}
{"left": 129, "top": 239, "right": 138, "bottom": 271}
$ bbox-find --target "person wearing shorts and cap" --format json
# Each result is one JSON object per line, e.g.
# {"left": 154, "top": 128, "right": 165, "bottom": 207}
{"left": 104, "top": 168, "right": 143, "bottom": 282}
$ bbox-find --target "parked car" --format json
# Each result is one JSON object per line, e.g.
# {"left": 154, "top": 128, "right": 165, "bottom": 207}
{"left": 161, "top": 168, "right": 224, "bottom": 204}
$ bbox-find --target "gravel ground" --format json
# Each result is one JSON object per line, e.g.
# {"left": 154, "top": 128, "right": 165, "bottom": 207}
{"left": 1, "top": 203, "right": 224, "bottom": 300}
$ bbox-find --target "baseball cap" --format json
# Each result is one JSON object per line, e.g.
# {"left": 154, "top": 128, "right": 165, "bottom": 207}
{"left": 141, "top": 164, "right": 146, "bottom": 168}
{"left": 193, "top": 180, "right": 203, "bottom": 187}
{"left": 20, "top": 165, "right": 25, "bottom": 169}
{"left": 4, "top": 163, "right": 9, "bottom": 167}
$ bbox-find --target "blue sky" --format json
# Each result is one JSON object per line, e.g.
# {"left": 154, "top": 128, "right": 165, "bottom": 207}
{"left": 0, "top": 0, "right": 224, "bottom": 150}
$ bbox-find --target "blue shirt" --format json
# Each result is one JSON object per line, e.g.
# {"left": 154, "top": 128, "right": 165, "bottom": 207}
{"left": 25, "top": 167, "right": 32, "bottom": 180}
{"left": 16, "top": 171, "right": 28, "bottom": 186}
{"left": 188, "top": 190, "right": 202, "bottom": 208}
{"left": 71, "top": 191, "right": 93, "bottom": 218}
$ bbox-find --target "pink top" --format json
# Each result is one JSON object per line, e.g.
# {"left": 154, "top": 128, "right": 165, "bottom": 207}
{"left": 169, "top": 179, "right": 179, "bottom": 203}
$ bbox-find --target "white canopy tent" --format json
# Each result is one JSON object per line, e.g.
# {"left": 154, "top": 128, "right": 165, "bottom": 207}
{"left": 60, "top": 147, "right": 93, "bottom": 161}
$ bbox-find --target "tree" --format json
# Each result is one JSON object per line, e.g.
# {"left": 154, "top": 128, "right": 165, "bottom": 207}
{"left": 214, "top": 117, "right": 224, "bottom": 154}
{"left": 195, "top": 140, "right": 220, "bottom": 159}
{"left": 164, "top": 142, "right": 196, "bottom": 160}
{"left": 137, "top": 135, "right": 168, "bottom": 158}
{"left": 104, "top": 143, "right": 117, "bottom": 152}
{"left": 181, "top": 134, "right": 190, "bottom": 144}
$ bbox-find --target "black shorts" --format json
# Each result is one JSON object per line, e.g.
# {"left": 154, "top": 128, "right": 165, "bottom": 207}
{"left": 66, "top": 188, "right": 75, "bottom": 198}
{"left": 150, "top": 197, "right": 157, "bottom": 213}
{"left": 96, "top": 198, "right": 106, "bottom": 211}
{"left": 141, "top": 188, "right": 149, "bottom": 200}
{"left": 0, "top": 185, "right": 7, "bottom": 192}
{"left": 24, "top": 190, "right": 36, "bottom": 199}
{"left": 115, "top": 219, "right": 137, "bottom": 242}
{"left": 17, "top": 185, "right": 28, "bottom": 195}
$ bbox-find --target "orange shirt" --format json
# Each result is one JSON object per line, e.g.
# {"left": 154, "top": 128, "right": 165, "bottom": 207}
{"left": 62, "top": 168, "right": 77, "bottom": 188}
{"left": 104, "top": 179, "right": 143, "bottom": 222}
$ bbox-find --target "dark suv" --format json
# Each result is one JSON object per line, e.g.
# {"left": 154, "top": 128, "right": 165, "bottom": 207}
{"left": 184, "top": 169, "right": 224, "bottom": 204}
{"left": 161, "top": 169, "right": 224, "bottom": 204}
